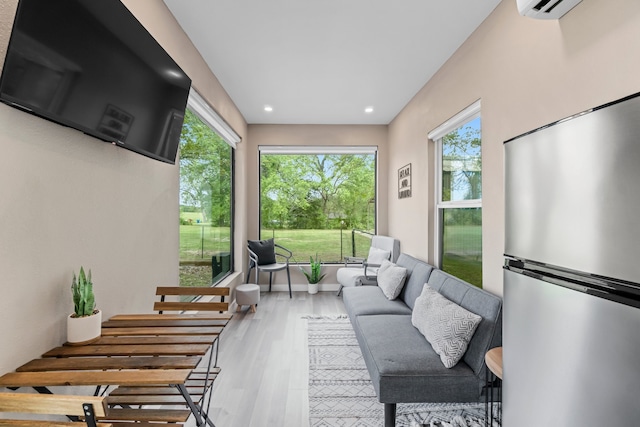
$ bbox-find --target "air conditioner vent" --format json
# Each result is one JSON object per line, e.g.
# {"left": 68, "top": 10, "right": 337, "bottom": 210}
{"left": 516, "top": 0, "right": 582, "bottom": 19}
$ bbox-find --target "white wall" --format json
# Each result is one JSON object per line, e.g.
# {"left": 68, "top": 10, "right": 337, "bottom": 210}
{"left": 387, "top": 0, "right": 640, "bottom": 296}
{"left": 0, "top": 0, "right": 247, "bottom": 374}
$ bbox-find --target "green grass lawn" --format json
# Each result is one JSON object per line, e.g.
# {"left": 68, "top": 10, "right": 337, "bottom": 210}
{"left": 260, "top": 229, "right": 373, "bottom": 264}
{"left": 442, "top": 253, "right": 482, "bottom": 288}
{"left": 180, "top": 224, "right": 231, "bottom": 260}
{"left": 441, "top": 224, "right": 482, "bottom": 287}
{"left": 179, "top": 225, "right": 483, "bottom": 288}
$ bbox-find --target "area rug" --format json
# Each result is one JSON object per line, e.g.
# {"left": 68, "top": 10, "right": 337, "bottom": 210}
{"left": 306, "top": 315, "right": 500, "bottom": 427}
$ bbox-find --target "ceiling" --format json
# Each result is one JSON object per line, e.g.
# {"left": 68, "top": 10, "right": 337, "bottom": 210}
{"left": 163, "top": 0, "right": 502, "bottom": 125}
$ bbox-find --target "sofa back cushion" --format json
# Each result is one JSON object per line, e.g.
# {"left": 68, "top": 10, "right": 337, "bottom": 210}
{"left": 370, "top": 235, "right": 401, "bottom": 263}
{"left": 395, "top": 253, "right": 434, "bottom": 309}
{"left": 427, "top": 269, "right": 503, "bottom": 377}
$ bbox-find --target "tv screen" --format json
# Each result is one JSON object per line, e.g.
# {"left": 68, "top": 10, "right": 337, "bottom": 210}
{"left": 0, "top": 0, "right": 191, "bottom": 164}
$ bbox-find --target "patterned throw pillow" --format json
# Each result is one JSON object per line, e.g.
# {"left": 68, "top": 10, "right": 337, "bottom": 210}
{"left": 411, "top": 284, "right": 482, "bottom": 368}
{"left": 377, "top": 260, "right": 407, "bottom": 300}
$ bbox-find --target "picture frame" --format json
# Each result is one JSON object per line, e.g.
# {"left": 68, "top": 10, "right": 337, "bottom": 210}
{"left": 398, "top": 163, "right": 412, "bottom": 199}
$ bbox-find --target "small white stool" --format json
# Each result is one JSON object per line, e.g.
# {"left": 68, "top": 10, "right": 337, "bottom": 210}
{"left": 236, "top": 283, "right": 260, "bottom": 313}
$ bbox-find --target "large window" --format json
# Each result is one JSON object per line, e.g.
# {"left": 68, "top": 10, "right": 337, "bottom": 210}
{"left": 429, "top": 101, "right": 482, "bottom": 287}
{"left": 179, "top": 91, "right": 239, "bottom": 287}
{"left": 259, "top": 146, "right": 377, "bottom": 264}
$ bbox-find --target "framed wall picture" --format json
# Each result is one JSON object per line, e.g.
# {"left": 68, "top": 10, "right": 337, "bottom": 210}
{"left": 398, "top": 163, "right": 412, "bottom": 199}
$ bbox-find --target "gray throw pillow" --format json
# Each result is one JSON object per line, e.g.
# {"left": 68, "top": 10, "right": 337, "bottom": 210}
{"left": 376, "top": 260, "right": 407, "bottom": 300}
{"left": 248, "top": 238, "right": 276, "bottom": 265}
{"left": 411, "top": 284, "right": 482, "bottom": 368}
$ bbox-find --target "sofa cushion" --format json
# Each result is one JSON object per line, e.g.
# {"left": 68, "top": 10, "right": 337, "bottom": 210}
{"left": 427, "top": 269, "right": 503, "bottom": 376}
{"left": 395, "top": 254, "right": 434, "bottom": 309}
{"left": 336, "top": 267, "right": 379, "bottom": 289}
{"left": 353, "top": 314, "right": 480, "bottom": 403}
{"left": 342, "top": 286, "right": 412, "bottom": 318}
{"left": 248, "top": 238, "right": 276, "bottom": 265}
{"left": 412, "top": 284, "right": 482, "bottom": 368}
{"left": 377, "top": 260, "right": 407, "bottom": 300}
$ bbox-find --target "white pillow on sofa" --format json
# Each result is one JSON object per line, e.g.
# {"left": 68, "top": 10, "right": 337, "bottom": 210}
{"left": 367, "top": 246, "right": 391, "bottom": 265}
{"left": 376, "top": 260, "right": 407, "bottom": 300}
{"left": 411, "top": 284, "right": 482, "bottom": 368}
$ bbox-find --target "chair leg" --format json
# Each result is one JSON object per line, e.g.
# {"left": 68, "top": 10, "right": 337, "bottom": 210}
{"left": 254, "top": 267, "right": 259, "bottom": 286}
{"left": 269, "top": 272, "right": 273, "bottom": 292}
{"left": 336, "top": 285, "right": 343, "bottom": 297}
{"left": 286, "top": 266, "right": 292, "bottom": 298}
{"left": 246, "top": 264, "right": 253, "bottom": 284}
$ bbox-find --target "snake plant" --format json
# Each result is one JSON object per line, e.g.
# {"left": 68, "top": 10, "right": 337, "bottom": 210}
{"left": 71, "top": 266, "right": 96, "bottom": 317}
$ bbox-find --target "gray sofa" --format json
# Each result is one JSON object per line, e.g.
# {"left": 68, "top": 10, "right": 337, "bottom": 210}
{"left": 341, "top": 253, "right": 503, "bottom": 427}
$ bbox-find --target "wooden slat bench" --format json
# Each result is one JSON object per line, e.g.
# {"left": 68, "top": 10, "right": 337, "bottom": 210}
{"left": 100, "top": 286, "right": 232, "bottom": 426}
{"left": 0, "top": 392, "right": 111, "bottom": 427}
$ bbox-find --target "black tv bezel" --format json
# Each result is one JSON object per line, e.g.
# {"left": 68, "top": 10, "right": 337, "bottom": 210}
{"left": 0, "top": 0, "right": 192, "bottom": 165}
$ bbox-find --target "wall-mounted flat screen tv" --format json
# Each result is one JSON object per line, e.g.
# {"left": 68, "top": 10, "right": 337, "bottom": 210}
{"left": 0, "top": 0, "right": 192, "bottom": 164}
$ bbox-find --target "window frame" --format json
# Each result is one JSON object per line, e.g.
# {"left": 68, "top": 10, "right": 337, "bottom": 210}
{"left": 428, "top": 100, "right": 482, "bottom": 272}
{"left": 179, "top": 89, "right": 240, "bottom": 286}
{"left": 257, "top": 145, "right": 378, "bottom": 264}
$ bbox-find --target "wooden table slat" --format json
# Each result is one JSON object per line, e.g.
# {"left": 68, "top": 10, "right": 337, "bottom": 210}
{"left": 102, "top": 408, "right": 191, "bottom": 423}
{"left": 100, "top": 326, "right": 223, "bottom": 336}
{"left": 42, "top": 344, "right": 211, "bottom": 358}
{"left": 107, "top": 395, "right": 189, "bottom": 405}
{"left": 109, "top": 313, "right": 232, "bottom": 321}
{"left": 109, "top": 386, "right": 204, "bottom": 396}
{"left": 102, "top": 319, "right": 229, "bottom": 328}
{"left": 93, "top": 336, "right": 214, "bottom": 345}
{"left": 17, "top": 356, "right": 202, "bottom": 372}
{"left": 0, "top": 370, "right": 191, "bottom": 387}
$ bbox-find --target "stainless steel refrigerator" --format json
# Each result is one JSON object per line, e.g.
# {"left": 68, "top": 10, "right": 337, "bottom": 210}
{"left": 503, "top": 92, "right": 640, "bottom": 427}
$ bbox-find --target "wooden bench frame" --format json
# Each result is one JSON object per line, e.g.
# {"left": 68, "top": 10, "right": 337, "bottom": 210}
{"left": 154, "top": 286, "right": 230, "bottom": 313}
{"left": 100, "top": 286, "right": 232, "bottom": 426}
{"left": 0, "top": 392, "right": 110, "bottom": 427}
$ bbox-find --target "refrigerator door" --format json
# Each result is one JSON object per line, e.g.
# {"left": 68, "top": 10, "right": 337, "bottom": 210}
{"left": 504, "top": 269, "right": 640, "bottom": 427}
{"left": 504, "top": 94, "right": 640, "bottom": 284}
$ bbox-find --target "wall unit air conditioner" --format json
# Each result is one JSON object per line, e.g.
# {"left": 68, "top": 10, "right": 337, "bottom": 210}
{"left": 517, "top": 0, "right": 582, "bottom": 19}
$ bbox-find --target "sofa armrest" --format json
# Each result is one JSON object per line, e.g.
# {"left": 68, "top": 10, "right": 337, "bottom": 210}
{"left": 343, "top": 256, "right": 366, "bottom": 267}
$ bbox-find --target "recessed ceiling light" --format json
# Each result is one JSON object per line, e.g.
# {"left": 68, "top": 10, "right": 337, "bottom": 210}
{"left": 365, "top": 106, "right": 374, "bottom": 113}
{"left": 264, "top": 105, "right": 273, "bottom": 112}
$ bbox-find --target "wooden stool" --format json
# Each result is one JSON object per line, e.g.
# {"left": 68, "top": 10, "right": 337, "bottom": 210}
{"left": 485, "top": 347, "right": 503, "bottom": 427}
{"left": 236, "top": 283, "right": 260, "bottom": 312}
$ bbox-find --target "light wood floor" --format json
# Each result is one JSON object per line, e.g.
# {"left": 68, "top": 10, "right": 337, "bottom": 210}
{"left": 199, "top": 291, "right": 347, "bottom": 427}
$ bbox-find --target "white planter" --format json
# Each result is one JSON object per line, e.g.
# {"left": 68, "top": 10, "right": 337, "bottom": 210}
{"left": 308, "top": 283, "right": 318, "bottom": 294}
{"left": 67, "top": 309, "right": 102, "bottom": 345}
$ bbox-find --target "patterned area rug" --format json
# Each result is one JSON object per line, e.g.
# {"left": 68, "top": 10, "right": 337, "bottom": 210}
{"left": 306, "top": 315, "right": 500, "bottom": 427}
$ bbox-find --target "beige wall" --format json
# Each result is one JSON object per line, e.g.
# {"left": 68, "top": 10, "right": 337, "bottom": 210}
{"left": 388, "top": 0, "right": 640, "bottom": 296}
{"left": 0, "top": 0, "right": 246, "bottom": 374}
{"left": 246, "top": 124, "right": 388, "bottom": 284}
